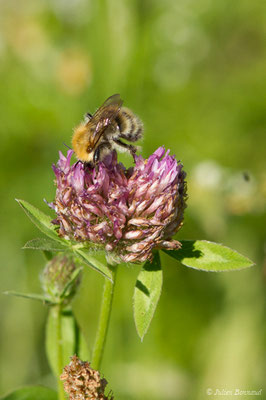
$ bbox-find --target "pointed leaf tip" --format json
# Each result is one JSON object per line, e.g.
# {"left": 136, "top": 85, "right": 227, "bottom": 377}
{"left": 3, "top": 291, "right": 53, "bottom": 305}
{"left": 23, "top": 237, "right": 67, "bottom": 251}
{"left": 16, "top": 199, "right": 62, "bottom": 243}
{"left": 163, "top": 240, "right": 255, "bottom": 272}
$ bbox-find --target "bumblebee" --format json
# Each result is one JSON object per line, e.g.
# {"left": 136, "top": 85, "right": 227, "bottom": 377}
{"left": 72, "top": 94, "right": 143, "bottom": 164}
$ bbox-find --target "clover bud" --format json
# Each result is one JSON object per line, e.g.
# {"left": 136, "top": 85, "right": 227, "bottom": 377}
{"left": 41, "top": 253, "right": 80, "bottom": 304}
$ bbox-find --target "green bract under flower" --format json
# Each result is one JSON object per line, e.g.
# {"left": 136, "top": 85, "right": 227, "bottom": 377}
{"left": 49, "top": 147, "right": 187, "bottom": 263}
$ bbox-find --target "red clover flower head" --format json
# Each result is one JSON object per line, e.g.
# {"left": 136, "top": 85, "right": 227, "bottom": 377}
{"left": 50, "top": 147, "right": 187, "bottom": 263}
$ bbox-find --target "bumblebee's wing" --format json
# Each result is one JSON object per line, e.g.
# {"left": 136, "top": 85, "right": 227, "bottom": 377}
{"left": 97, "top": 94, "right": 123, "bottom": 111}
{"left": 90, "top": 94, "right": 123, "bottom": 138}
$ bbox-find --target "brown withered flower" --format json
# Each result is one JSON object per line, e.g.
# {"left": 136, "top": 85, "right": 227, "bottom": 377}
{"left": 49, "top": 147, "right": 187, "bottom": 263}
{"left": 60, "top": 355, "right": 113, "bottom": 400}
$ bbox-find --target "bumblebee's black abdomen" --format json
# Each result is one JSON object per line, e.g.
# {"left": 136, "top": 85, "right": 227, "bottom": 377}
{"left": 115, "top": 107, "right": 143, "bottom": 142}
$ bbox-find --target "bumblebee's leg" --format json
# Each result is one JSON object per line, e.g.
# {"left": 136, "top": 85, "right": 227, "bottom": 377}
{"left": 120, "top": 128, "right": 142, "bottom": 142}
{"left": 74, "top": 160, "right": 83, "bottom": 167}
{"left": 113, "top": 138, "right": 137, "bottom": 156}
{"left": 93, "top": 141, "right": 112, "bottom": 164}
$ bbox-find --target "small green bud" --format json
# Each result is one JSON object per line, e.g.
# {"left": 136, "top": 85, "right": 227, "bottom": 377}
{"left": 41, "top": 253, "right": 81, "bottom": 305}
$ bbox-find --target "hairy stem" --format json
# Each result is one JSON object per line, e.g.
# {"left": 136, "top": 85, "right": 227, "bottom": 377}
{"left": 91, "top": 265, "right": 118, "bottom": 370}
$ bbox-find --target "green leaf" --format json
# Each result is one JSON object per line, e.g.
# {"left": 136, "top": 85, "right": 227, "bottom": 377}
{"left": 0, "top": 386, "right": 57, "bottom": 400}
{"left": 79, "top": 328, "right": 91, "bottom": 361}
{"left": 43, "top": 250, "right": 54, "bottom": 261}
{"left": 23, "top": 238, "right": 67, "bottom": 251}
{"left": 163, "top": 240, "right": 255, "bottom": 271}
{"left": 46, "top": 308, "right": 89, "bottom": 377}
{"left": 3, "top": 291, "right": 54, "bottom": 305}
{"left": 75, "top": 250, "right": 113, "bottom": 281}
{"left": 16, "top": 199, "right": 63, "bottom": 243}
{"left": 133, "top": 251, "right": 163, "bottom": 341}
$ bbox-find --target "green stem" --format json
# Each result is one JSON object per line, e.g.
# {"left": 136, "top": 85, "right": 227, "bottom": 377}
{"left": 74, "top": 312, "right": 80, "bottom": 356}
{"left": 55, "top": 305, "right": 66, "bottom": 400}
{"left": 91, "top": 265, "right": 118, "bottom": 370}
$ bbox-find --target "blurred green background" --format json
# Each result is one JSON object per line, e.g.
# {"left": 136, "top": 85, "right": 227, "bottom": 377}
{"left": 0, "top": 1, "right": 265, "bottom": 399}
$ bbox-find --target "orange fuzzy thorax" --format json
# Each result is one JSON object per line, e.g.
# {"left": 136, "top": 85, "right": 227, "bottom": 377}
{"left": 72, "top": 124, "right": 94, "bottom": 163}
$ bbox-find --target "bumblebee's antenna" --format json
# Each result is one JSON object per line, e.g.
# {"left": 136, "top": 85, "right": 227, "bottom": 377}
{"left": 63, "top": 142, "right": 72, "bottom": 150}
